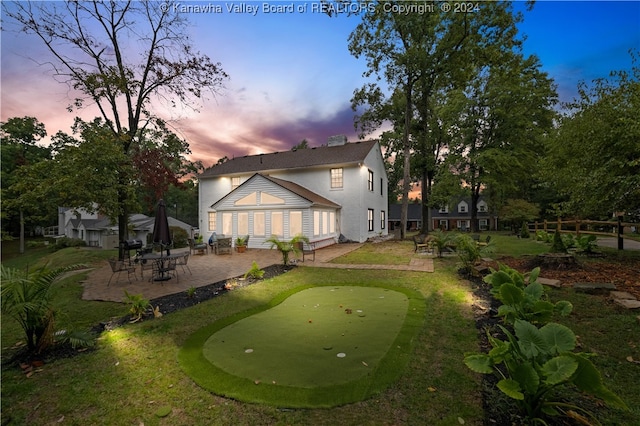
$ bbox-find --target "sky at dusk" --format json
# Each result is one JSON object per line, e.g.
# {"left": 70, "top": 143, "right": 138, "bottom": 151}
{"left": 1, "top": 1, "right": 639, "bottom": 168}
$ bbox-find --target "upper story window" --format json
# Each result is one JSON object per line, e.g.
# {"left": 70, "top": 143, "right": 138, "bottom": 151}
{"left": 458, "top": 201, "right": 468, "bottom": 213}
{"left": 231, "top": 177, "right": 241, "bottom": 190}
{"left": 439, "top": 205, "right": 449, "bottom": 214}
{"left": 380, "top": 178, "right": 383, "bottom": 196}
{"left": 368, "top": 169, "right": 374, "bottom": 191}
{"left": 330, "top": 168, "right": 343, "bottom": 188}
{"left": 478, "top": 203, "right": 487, "bottom": 212}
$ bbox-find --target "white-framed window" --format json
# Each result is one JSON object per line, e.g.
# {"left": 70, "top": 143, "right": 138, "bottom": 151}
{"left": 439, "top": 219, "right": 448, "bottom": 230}
{"left": 329, "top": 212, "right": 335, "bottom": 233}
{"left": 231, "top": 177, "right": 241, "bottom": 190}
{"left": 380, "top": 210, "right": 386, "bottom": 229}
{"left": 253, "top": 212, "right": 265, "bottom": 236}
{"left": 238, "top": 212, "right": 249, "bottom": 236}
{"left": 478, "top": 201, "right": 487, "bottom": 212}
{"left": 271, "top": 212, "right": 283, "bottom": 237}
{"left": 368, "top": 209, "right": 374, "bottom": 231}
{"left": 330, "top": 168, "right": 343, "bottom": 188}
{"left": 314, "top": 211, "right": 321, "bottom": 236}
{"left": 458, "top": 201, "right": 468, "bottom": 213}
{"left": 222, "top": 213, "right": 233, "bottom": 235}
{"left": 457, "top": 220, "right": 470, "bottom": 230}
{"left": 439, "top": 205, "right": 449, "bottom": 214}
{"left": 208, "top": 212, "right": 216, "bottom": 232}
{"left": 368, "top": 169, "right": 374, "bottom": 191}
{"left": 289, "top": 211, "right": 302, "bottom": 236}
{"left": 479, "top": 219, "right": 488, "bottom": 231}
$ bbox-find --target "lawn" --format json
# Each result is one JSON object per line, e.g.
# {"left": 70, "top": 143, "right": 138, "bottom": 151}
{"left": 1, "top": 237, "right": 638, "bottom": 425}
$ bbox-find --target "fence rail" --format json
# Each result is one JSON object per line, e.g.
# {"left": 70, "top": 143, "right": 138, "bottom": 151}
{"left": 531, "top": 218, "right": 638, "bottom": 250}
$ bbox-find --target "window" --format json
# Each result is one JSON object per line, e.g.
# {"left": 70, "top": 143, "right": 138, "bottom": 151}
{"left": 222, "top": 213, "right": 233, "bottom": 235}
{"left": 439, "top": 219, "right": 448, "bottom": 230}
{"left": 323, "top": 212, "right": 328, "bottom": 235}
{"left": 458, "top": 201, "right": 468, "bottom": 213}
{"left": 439, "top": 205, "right": 449, "bottom": 214}
{"left": 380, "top": 178, "right": 383, "bottom": 196}
{"left": 231, "top": 177, "right": 241, "bottom": 190}
{"left": 380, "top": 210, "right": 386, "bottom": 229}
{"left": 478, "top": 203, "right": 487, "bottom": 212}
{"left": 329, "top": 212, "right": 335, "bottom": 233}
{"left": 479, "top": 219, "right": 488, "bottom": 231}
{"left": 314, "top": 211, "right": 321, "bottom": 236}
{"left": 368, "top": 209, "right": 374, "bottom": 231}
{"left": 208, "top": 212, "right": 216, "bottom": 231}
{"left": 271, "top": 212, "right": 283, "bottom": 237}
{"left": 368, "top": 170, "right": 374, "bottom": 191}
{"left": 253, "top": 212, "right": 265, "bottom": 236}
{"left": 457, "top": 220, "right": 470, "bottom": 230}
{"left": 289, "top": 211, "right": 302, "bottom": 236}
{"left": 238, "top": 212, "right": 249, "bottom": 235}
{"left": 330, "top": 168, "right": 343, "bottom": 188}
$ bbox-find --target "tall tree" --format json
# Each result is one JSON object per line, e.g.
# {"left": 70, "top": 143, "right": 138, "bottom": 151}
{"left": 546, "top": 52, "right": 640, "bottom": 219}
{"left": 1, "top": 117, "right": 52, "bottom": 251}
{"left": 450, "top": 52, "right": 557, "bottom": 231}
{"left": 4, "top": 1, "right": 227, "bottom": 257}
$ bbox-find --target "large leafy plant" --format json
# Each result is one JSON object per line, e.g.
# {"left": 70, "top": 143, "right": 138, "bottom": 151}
{"left": 484, "top": 264, "right": 572, "bottom": 325}
{"left": 465, "top": 319, "right": 628, "bottom": 424}
{"left": 1, "top": 264, "right": 92, "bottom": 353}
{"left": 265, "top": 234, "right": 309, "bottom": 266}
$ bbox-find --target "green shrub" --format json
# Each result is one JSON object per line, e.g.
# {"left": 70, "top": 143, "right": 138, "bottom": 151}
{"left": 430, "top": 229, "right": 457, "bottom": 258}
{"left": 520, "top": 222, "right": 530, "bottom": 239}
{"left": 465, "top": 320, "right": 628, "bottom": 424}
{"left": 535, "top": 230, "right": 552, "bottom": 243}
{"left": 550, "top": 230, "right": 566, "bottom": 253}
{"left": 456, "top": 234, "right": 494, "bottom": 274}
{"left": 561, "top": 233, "right": 575, "bottom": 249}
{"left": 171, "top": 226, "right": 189, "bottom": 249}
{"left": 123, "top": 290, "right": 150, "bottom": 322}
{"left": 54, "top": 237, "right": 87, "bottom": 250}
{"left": 483, "top": 264, "right": 572, "bottom": 326}
{"left": 576, "top": 234, "right": 598, "bottom": 254}
{"left": 244, "top": 261, "right": 265, "bottom": 280}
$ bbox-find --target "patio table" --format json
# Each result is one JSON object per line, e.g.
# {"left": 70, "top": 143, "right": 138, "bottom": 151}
{"left": 141, "top": 252, "right": 182, "bottom": 281}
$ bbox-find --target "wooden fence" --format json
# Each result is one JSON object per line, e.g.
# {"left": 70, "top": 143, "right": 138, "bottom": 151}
{"left": 531, "top": 218, "right": 638, "bottom": 250}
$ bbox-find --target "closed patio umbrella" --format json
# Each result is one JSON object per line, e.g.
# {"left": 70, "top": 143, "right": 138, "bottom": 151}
{"left": 152, "top": 199, "right": 172, "bottom": 256}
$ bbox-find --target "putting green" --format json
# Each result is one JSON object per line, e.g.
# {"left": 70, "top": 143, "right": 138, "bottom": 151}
{"left": 179, "top": 284, "right": 425, "bottom": 408}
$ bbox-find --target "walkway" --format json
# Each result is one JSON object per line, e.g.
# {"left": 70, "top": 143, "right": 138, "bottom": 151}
{"left": 81, "top": 244, "right": 434, "bottom": 303}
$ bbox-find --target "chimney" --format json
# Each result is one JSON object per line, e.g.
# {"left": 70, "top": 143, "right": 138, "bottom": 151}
{"left": 327, "top": 134, "right": 347, "bottom": 147}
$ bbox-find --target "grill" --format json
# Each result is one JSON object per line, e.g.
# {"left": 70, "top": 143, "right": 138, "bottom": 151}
{"left": 121, "top": 239, "right": 143, "bottom": 250}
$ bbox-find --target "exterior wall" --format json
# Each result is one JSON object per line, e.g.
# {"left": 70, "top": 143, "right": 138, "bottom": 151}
{"left": 198, "top": 142, "right": 389, "bottom": 243}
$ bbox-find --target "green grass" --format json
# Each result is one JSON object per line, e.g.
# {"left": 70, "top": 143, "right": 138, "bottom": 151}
{"left": 1, "top": 237, "right": 638, "bottom": 425}
{"left": 179, "top": 285, "right": 424, "bottom": 407}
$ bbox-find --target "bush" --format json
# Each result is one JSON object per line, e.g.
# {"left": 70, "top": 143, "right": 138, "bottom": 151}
{"left": 576, "top": 234, "right": 598, "bottom": 254}
{"left": 170, "top": 226, "right": 189, "bottom": 249}
{"left": 550, "top": 230, "right": 566, "bottom": 253}
{"left": 54, "top": 237, "right": 87, "bottom": 250}
{"left": 519, "top": 222, "right": 530, "bottom": 239}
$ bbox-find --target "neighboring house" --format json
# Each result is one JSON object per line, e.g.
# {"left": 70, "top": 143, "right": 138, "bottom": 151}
{"left": 197, "top": 136, "right": 388, "bottom": 248}
{"left": 57, "top": 207, "right": 193, "bottom": 249}
{"left": 431, "top": 197, "right": 498, "bottom": 231}
{"left": 388, "top": 197, "right": 498, "bottom": 232}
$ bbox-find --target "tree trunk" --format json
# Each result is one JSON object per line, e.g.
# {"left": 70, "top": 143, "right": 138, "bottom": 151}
{"left": 400, "top": 78, "right": 414, "bottom": 240}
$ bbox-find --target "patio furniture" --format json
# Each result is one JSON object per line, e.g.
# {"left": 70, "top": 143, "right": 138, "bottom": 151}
{"left": 138, "top": 257, "right": 154, "bottom": 280}
{"left": 413, "top": 234, "right": 433, "bottom": 253}
{"left": 151, "top": 256, "right": 178, "bottom": 282}
{"left": 107, "top": 258, "right": 137, "bottom": 286}
{"left": 216, "top": 237, "right": 232, "bottom": 255}
{"left": 208, "top": 232, "right": 219, "bottom": 254}
{"left": 478, "top": 235, "right": 491, "bottom": 247}
{"left": 189, "top": 238, "right": 209, "bottom": 255}
{"left": 295, "top": 241, "right": 316, "bottom": 262}
{"left": 176, "top": 253, "right": 192, "bottom": 275}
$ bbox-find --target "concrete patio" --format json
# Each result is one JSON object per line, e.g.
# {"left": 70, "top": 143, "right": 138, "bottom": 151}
{"left": 82, "top": 243, "right": 435, "bottom": 303}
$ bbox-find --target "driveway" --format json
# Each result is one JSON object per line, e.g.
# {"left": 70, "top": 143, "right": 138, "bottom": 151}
{"left": 597, "top": 237, "right": 640, "bottom": 250}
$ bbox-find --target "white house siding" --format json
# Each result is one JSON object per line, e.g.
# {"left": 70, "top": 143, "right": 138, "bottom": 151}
{"left": 198, "top": 141, "right": 388, "bottom": 244}
{"left": 208, "top": 175, "right": 340, "bottom": 248}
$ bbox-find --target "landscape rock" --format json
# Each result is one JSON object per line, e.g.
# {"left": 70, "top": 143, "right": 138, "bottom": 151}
{"left": 614, "top": 299, "right": 640, "bottom": 310}
{"left": 573, "top": 282, "right": 617, "bottom": 294}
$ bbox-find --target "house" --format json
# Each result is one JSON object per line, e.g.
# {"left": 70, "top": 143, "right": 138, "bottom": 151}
{"left": 431, "top": 197, "right": 498, "bottom": 231}
{"left": 197, "top": 136, "right": 388, "bottom": 248}
{"left": 388, "top": 197, "right": 498, "bottom": 232}
{"left": 57, "top": 207, "right": 193, "bottom": 249}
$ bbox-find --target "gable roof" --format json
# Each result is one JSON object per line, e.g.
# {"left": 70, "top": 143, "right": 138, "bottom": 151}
{"left": 199, "top": 140, "right": 379, "bottom": 178}
{"left": 210, "top": 173, "right": 341, "bottom": 210}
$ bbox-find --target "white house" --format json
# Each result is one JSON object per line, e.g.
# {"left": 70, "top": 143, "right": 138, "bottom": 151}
{"left": 197, "top": 136, "right": 388, "bottom": 248}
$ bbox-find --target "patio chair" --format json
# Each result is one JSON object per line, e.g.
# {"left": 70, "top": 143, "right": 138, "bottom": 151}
{"left": 176, "top": 253, "right": 192, "bottom": 275}
{"left": 216, "top": 237, "right": 232, "bottom": 255}
{"left": 295, "top": 241, "right": 316, "bottom": 262}
{"left": 413, "top": 234, "right": 432, "bottom": 253}
{"left": 189, "top": 238, "right": 208, "bottom": 255}
{"left": 107, "top": 258, "right": 137, "bottom": 286}
{"left": 139, "top": 257, "right": 154, "bottom": 280}
{"left": 478, "top": 235, "right": 491, "bottom": 247}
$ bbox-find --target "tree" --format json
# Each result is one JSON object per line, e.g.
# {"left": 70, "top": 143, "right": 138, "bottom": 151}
{"left": 499, "top": 199, "right": 540, "bottom": 231}
{"left": 4, "top": 1, "right": 227, "bottom": 258}
{"left": 450, "top": 51, "right": 556, "bottom": 231}
{"left": 292, "top": 139, "right": 309, "bottom": 150}
{"left": 0, "top": 117, "right": 51, "bottom": 247}
{"left": 546, "top": 51, "right": 640, "bottom": 218}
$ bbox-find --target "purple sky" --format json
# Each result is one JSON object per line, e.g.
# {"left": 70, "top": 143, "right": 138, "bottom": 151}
{"left": 2, "top": 1, "right": 639, "bottom": 168}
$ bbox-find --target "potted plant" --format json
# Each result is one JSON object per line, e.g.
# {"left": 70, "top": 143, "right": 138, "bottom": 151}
{"left": 235, "top": 236, "right": 247, "bottom": 253}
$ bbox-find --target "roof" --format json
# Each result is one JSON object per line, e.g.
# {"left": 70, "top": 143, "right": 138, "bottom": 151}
{"left": 199, "top": 140, "right": 379, "bottom": 178}
{"left": 389, "top": 204, "right": 423, "bottom": 221}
